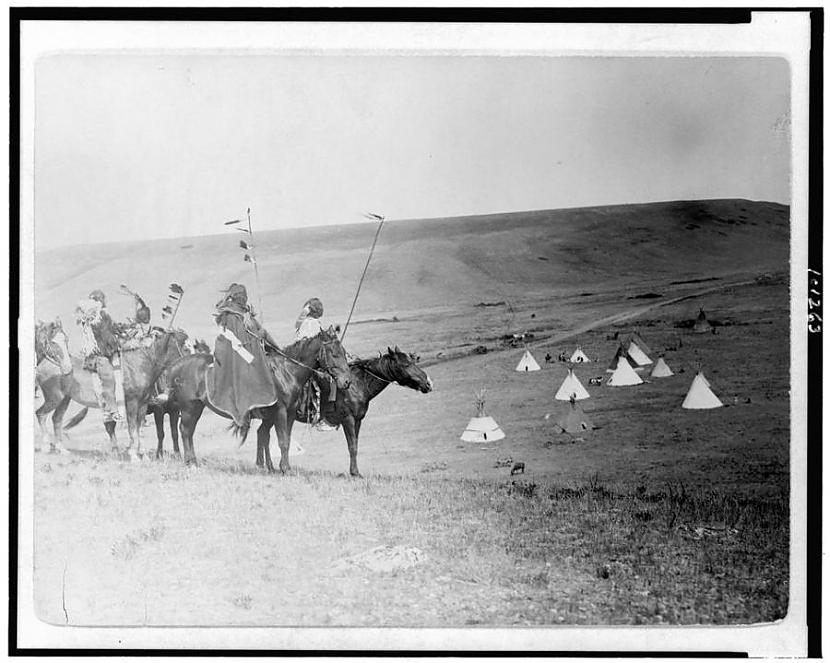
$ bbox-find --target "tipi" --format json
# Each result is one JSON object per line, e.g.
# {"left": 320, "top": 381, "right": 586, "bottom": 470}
{"left": 461, "top": 391, "right": 506, "bottom": 442}
{"left": 555, "top": 397, "right": 594, "bottom": 434}
{"left": 607, "top": 356, "right": 644, "bottom": 386}
{"left": 515, "top": 349, "right": 541, "bottom": 372}
{"left": 650, "top": 357, "right": 674, "bottom": 378}
{"left": 569, "top": 347, "right": 591, "bottom": 363}
{"left": 693, "top": 308, "right": 712, "bottom": 334}
{"left": 554, "top": 369, "right": 590, "bottom": 401}
{"left": 682, "top": 372, "right": 723, "bottom": 409}
{"left": 630, "top": 330, "right": 652, "bottom": 355}
{"left": 626, "top": 340, "right": 653, "bottom": 366}
{"left": 606, "top": 344, "right": 637, "bottom": 373}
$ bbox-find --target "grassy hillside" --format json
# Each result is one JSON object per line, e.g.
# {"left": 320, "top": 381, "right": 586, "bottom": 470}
{"left": 35, "top": 198, "right": 788, "bottom": 353}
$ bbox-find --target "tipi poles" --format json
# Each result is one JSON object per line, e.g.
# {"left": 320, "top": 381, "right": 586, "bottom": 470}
{"left": 341, "top": 212, "right": 385, "bottom": 342}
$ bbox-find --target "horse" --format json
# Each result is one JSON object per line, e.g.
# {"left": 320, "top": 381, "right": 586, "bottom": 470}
{"left": 35, "top": 323, "right": 189, "bottom": 457}
{"left": 168, "top": 326, "right": 352, "bottom": 471}
{"left": 118, "top": 328, "right": 190, "bottom": 459}
{"left": 34, "top": 318, "right": 76, "bottom": 452}
{"left": 149, "top": 337, "right": 210, "bottom": 458}
{"left": 296, "top": 346, "right": 432, "bottom": 477}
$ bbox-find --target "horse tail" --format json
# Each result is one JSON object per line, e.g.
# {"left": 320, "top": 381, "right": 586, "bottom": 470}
{"left": 63, "top": 407, "right": 89, "bottom": 430}
{"left": 229, "top": 419, "right": 251, "bottom": 446}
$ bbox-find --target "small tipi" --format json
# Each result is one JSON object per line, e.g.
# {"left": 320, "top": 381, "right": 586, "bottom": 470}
{"left": 607, "top": 356, "right": 644, "bottom": 386}
{"left": 693, "top": 308, "right": 712, "bottom": 334}
{"left": 682, "top": 372, "right": 723, "bottom": 409}
{"left": 461, "top": 390, "right": 506, "bottom": 442}
{"left": 554, "top": 369, "right": 590, "bottom": 401}
{"left": 650, "top": 357, "right": 674, "bottom": 378}
{"left": 626, "top": 340, "right": 653, "bottom": 366}
{"left": 555, "top": 396, "right": 594, "bottom": 434}
{"left": 515, "top": 349, "right": 541, "bottom": 372}
{"left": 569, "top": 347, "right": 591, "bottom": 363}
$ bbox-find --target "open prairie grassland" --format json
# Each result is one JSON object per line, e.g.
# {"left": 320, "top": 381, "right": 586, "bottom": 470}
{"left": 31, "top": 200, "right": 791, "bottom": 625}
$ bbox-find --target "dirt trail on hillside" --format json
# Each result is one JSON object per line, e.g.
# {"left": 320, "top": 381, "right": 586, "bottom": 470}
{"left": 432, "top": 277, "right": 755, "bottom": 367}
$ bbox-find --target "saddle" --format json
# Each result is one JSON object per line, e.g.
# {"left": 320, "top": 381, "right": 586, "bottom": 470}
{"left": 296, "top": 374, "right": 337, "bottom": 425}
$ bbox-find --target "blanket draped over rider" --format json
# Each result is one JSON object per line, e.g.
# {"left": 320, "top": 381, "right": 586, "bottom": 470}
{"left": 206, "top": 283, "right": 280, "bottom": 426}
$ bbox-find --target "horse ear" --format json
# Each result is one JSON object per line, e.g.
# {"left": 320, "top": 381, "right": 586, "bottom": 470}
{"left": 387, "top": 346, "right": 393, "bottom": 356}
{"left": 394, "top": 345, "right": 401, "bottom": 354}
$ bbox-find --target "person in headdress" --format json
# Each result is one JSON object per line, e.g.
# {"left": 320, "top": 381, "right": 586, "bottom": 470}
{"left": 120, "top": 290, "right": 154, "bottom": 348}
{"left": 74, "top": 289, "right": 121, "bottom": 422}
{"left": 294, "top": 297, "right": 325, "bottom": 340}
{"left": 206, "top": 283, "right": 280, "bottom": 427}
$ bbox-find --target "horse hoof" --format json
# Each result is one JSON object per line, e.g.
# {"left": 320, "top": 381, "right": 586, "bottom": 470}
{"left": 350, "top": 472, "right": 363, "bottom": 479}
{"left": 50, "top": 445, "right": 70, "bottom": 455}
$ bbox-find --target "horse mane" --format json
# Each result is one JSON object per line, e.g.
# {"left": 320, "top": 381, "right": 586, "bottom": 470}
{"left": 277, "top": 328, "right": 333, "bottom": 358}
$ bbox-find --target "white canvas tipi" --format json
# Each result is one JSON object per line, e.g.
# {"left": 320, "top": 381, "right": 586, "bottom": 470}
{"left": 555, "top": 398, "right": 594, "bottom": 434}
{"left": 627, "top": 341, "right": 652, "bottom": 366}
{"left": 650, "top": 357, "right": 674, "bottom": 378}
{"left": 554, "top": 369, "right": 590, "bottom": 401}
{"left": 569, "top": 347, "right": 591, "bottom": 363}
{"left": 682, "top": 372, "right": 723, "bottom": 409}
{"left": 630, "top": 331, "right": 652, "bottom": 355}
{"left": 461, "top": 391, "right": 506, "bottom": 442}
{"left": 607, "top": 356, "right": 644, "bottom": 386}
{"left": 515, "top": 349, "right": 541, "bottom": 372}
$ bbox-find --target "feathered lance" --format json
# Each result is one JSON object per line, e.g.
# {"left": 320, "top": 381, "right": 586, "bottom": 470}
{"left": 225, "top": 208, "right": 265, "bottom": 324}
{"left": 163, "top": 283, "right": 184, "bottom": 330}
{"left": 341, "top": 212, "right": 385, "bottom": 342}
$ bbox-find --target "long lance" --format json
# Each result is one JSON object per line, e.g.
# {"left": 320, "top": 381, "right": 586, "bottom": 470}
{"left": 341, "top": 212, "right": 385, "bottom": 342}
{"left": 226, "top": 207, "right": 265, "bottom": 323}
{"left": 166, "top": 287, "right": 184, "bottom": 331}
{"left": 247, "top": 207, "right": 266, "bottom": 324}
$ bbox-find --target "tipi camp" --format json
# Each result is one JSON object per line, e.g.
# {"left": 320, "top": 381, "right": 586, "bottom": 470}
{"left": 515, "top": 349, "right": 541, "bottom": 372}
{"left": 693, "top": 308, "right": 712, "bottom": 334}
{"left": 461, "top": 391, "right": 506, "bottom": 442}
{"left": 554, "top": 397, "right": 594, "bottom": 434}
{"left": 607, "top": 356, "right": 644, "bottom": 386}
{"left": 682, "top": 372, "right": 723, "bottom": 409}
{"left": 650, "top": 357, "right": 674, "bottom": 378}
{"left": 554, "top": 369, "right": 590, "bottom": 401}
{"left": 569, "top": 347, "right": 591, "bottom": 363}
{"left": 606, "top": 344, "right": 637, "bottom": 373}
{"left": 630, "top": 330, "right": 652, "bottom": 355}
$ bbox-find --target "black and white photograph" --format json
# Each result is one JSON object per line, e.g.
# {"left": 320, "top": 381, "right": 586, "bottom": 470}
{"left": 14, "top": 10, "right": 816, "bottom": 655}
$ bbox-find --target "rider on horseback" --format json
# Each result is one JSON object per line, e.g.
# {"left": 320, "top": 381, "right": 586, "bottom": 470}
{"left": 208, "top": 283, "right": 281, "bottom": 427}
{"left": 294, "top": 297, "right": 332, "bottom": 426}
{"left": 294, "top": 297, "right": 325, "bottom": 340}
{"left": 75, "top": 289, "right": 122, "bottom": 423}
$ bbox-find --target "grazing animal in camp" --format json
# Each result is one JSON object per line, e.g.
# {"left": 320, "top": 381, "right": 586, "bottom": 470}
{"left": 148, "top": 337, "right": 211, "bottom": 458}
{"left": 510, "top": 461, "right": 525, "bottom": 476}
{"left": 168, "top": 327, "right": 352, "bottom": 471}
{"left": 545, "top": 353, "right": 552, "bottom": 364}
{"left": 295, "top": 346, "right": 433, "bottom": 477}
{"left": 588, "top": 376, "right": 603, "bottom": 386}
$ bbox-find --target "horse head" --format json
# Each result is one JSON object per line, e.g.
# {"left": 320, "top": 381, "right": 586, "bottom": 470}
{"left": 317, "top": 326, "right": 352, "bottom": 391}
{"left": 192, "top": 338, "right": 211, "bottom": 354}
{"left": 35, "top": 317, "right": 73, "bottom": 375}
{"left": 385, "top": 345, "right": 433, "bottom": 393}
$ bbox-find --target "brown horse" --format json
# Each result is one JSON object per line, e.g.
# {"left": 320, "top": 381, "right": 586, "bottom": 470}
{"left": 149, "top": 337, "right": 210, "bottom": 458}
{"left": 35, "top": 323, "right": 189, "bottom": 457}
{"left": 296, "top": 346, "right": 432, "bottom": 477}
{"left": 168, "top": 327, "right": 351, "bottom": 471}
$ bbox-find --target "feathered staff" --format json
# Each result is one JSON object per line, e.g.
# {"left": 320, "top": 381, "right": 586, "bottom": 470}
{"left": 161, "top": 283, "right": 185, "bottom": 330}
{"left": 225, "top": 207, "right": 265, "bottom": 323}
{"left": 341, "top": 212, "right": 386, "bottom": 342}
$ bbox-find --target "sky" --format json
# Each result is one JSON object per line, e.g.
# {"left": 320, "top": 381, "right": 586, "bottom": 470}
{"left": 34, "top": 55, "right": 790, "bottom": 251}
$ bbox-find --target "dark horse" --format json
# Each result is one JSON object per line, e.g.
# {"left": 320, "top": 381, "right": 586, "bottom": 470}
{"left": 148, "top": 337, "right": 210, "bottom": 459}
{"left": 296, "top": 346, "right": 432, "bottom": 477}
{"left": 168, "top": 327, "right": 351, "bottom": 470}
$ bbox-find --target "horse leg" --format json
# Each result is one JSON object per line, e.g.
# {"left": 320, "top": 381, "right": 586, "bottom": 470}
{"left": 153, "top": 406, "right": 165, "bottom": 459}
{"left": 50, "top": 395, "right": 72, "bottom": 454}
{"left": 104, "top": 420, "right": 118, "bottom": 452}
{"left": 124, "top": 398, "right": 139, "bottom": 461}
{"left": 179, "top": 401, "right": 204, "bottom": 466}
{"left": 35, "top": 399, "right": 54, "bottom": 453}
{"left": 343, "top": 416, "right": 363, "bottom": 478}
{"left": 169, "top": 408, "right": 181, "bottom": 457}
{"left": 256, "top": 419, "right": 274, "bottom": 473}
{"left": 270, "top": 407, "right": 292, "bottom": 474}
